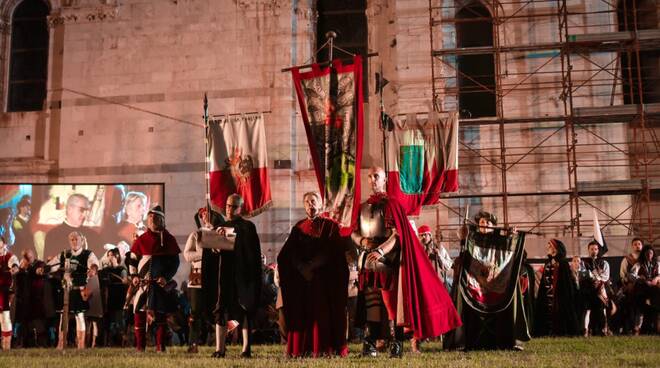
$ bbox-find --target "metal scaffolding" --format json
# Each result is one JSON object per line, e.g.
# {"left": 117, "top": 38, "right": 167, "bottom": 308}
{"left": 428, "top": 0, "right": 660, "bottom": 246}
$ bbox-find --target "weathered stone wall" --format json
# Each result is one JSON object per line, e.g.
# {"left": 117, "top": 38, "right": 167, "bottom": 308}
{"left": 0, "top": 0, "right": 656, "bottom": 269}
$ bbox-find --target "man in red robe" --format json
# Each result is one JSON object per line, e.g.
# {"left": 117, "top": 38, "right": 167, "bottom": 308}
{"left": 277, "top": 191, "right": 350, "bottom": 357}
{"left": 353, "top": 167, "right": 461, "bottom": 358}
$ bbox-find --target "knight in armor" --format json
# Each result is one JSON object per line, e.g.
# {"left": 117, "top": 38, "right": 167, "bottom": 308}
{"left": 352, "top": 167, "right": 461, "bottom": 358}
{"left": 0, "top": 236, "right": 19, "bottom": 350}
{"left": 579, "top": 240, "right": 611, "bottom": 336}
{"left": 48, "top": 231, "right": 100, "bottom": 349}
{"left": 277, "top": 191, "right": 350, "bottom": 357}
{"left": 212, "top": 194, "right": 262, "bottom": 359}
{"left": 128, "top": 205, "right": 180, "bottom": 352}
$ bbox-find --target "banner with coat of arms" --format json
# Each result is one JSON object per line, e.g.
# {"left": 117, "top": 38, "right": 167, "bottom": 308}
{"left": 291, "top": 55, "right": 364, "bottom": 234}
{"left": 207, "top": 113, "right": 272, "bottom": 217}
{"left": 386, "top": 111, "right": 459, "bottom": 216}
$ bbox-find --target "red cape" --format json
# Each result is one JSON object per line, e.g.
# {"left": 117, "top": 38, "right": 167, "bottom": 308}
{"left": 131, "top": 229, "right": 181, "bottom": 256}
{"left": 376, "top": 193, "right": 462, "bottom": 339}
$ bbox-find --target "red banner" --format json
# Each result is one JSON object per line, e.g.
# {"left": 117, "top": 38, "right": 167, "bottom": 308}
{"left": 291, "top": 56, "right": 364, "bottom": 234}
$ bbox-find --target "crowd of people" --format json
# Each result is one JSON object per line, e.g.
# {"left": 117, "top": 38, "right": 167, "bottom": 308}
{"left": 0, "top": 167, "right": 658, "bottom": 358}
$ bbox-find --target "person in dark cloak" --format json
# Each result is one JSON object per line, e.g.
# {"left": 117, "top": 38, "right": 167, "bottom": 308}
{"left": 184, "top": 206, "right": 224, "bottom": 353}
{"left": 533, "top": 238, "right": 581, "bottom": 337}
{"left": 277, "top": 191, "right": 349, "bottom": 357}
{"left": 212, "top": 193, "right": 262, "bottom": 359}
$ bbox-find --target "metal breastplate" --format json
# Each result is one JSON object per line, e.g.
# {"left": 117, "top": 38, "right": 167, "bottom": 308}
{"left": 359, "top": 202, "right": 391, "bottom": 239}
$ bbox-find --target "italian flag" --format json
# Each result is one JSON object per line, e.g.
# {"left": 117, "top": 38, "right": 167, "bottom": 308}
{"left": 386, "top": 111, "right": 458, "bottom": 215}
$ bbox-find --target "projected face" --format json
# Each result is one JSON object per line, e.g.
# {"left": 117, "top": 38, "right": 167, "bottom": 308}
{"left": 125, "top": 197, "right": 146, "bottom": 224}
{"left": 66, "top": 195, "right": 90, "bottom": 228}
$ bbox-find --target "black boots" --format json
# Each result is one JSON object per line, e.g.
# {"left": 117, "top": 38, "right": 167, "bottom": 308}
{"left": 362, "top": 322, "right": 380, "bottom": 357}
{"left": 388, "top": 320, "right": 403, "bottom": 358}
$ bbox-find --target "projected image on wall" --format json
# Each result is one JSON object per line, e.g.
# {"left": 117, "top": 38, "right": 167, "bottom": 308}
{"left": 0, "top": 184, "right": 164, "bottom": 261}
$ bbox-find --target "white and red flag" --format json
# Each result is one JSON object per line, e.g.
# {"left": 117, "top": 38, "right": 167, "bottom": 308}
{"left": 207, "top": 113, "right": 272, "bottom": 217}
{"left": 386, "top": 111, "right": 458, "bottom": 215}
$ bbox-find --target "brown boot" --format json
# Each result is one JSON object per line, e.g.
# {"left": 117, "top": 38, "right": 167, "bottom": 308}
{"left": 77, "top": 331, "right": 85, "bottom": 349}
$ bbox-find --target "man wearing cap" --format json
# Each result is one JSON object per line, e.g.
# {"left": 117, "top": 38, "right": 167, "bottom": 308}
{"left": 418, "top": 225, "right": 453, "bottom": 288}
{"left": 129, "top": 205, "right": 180, "bottom": 352}
{"left": 352, "top": 167, "right": 460, "bottom": 358}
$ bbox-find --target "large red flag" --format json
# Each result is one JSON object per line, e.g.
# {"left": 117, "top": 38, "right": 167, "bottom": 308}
{"left": 291, "top": 56, "right": 364, "bottom": 234}
{"left": 207, "top": 113, "right": 272, "bottom": 217}
{"left": 386, "top": 111, "right": 458, "bottom": 215}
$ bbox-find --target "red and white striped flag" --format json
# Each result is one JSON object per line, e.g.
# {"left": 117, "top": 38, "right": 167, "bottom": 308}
{"left": 386, "top": 111, "right": 458, "bottom": 215}
{"left": 207, "top": 113, "right": 272, "bottom": 217}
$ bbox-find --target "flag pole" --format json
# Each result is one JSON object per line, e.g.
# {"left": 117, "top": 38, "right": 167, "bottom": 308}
{"left": 204, "top": 93, "right": 211, "bottom": 216}
{"left": 379, "top": 63, "right": 388, "bottom": 173}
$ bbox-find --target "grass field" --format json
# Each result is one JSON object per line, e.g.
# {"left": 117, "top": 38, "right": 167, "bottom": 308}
{"left": 0, "top": 336, "right": 658, "bottom": 368}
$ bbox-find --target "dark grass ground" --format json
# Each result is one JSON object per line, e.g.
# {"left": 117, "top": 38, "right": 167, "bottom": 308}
{"left": 0, "top": 336, "right": 658, "bottom": 368}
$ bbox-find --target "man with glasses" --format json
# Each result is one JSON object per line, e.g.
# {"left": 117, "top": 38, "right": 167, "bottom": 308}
{"left": 212, "top": 194, "right": 262, "bottom": 359}
{"left": 44, "top": 193, "right": 102, "bottom": 260}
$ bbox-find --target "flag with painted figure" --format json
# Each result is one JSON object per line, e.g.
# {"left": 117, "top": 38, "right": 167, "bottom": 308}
{"left": 386, "top": 111, "right": 459, "bottom": 215}
{"left": 291, "top": 55, "right": 364, "bottom": 234}
{"left": 207, "top": 113, "right": 272, "bottom": 217}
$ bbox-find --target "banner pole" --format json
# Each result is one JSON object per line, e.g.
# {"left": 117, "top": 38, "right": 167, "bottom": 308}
{"left": 380, "top": 63, "right": 388, "bottom": 173}
{"left": 204, "top": 93, "right": 211, "bottom": 216}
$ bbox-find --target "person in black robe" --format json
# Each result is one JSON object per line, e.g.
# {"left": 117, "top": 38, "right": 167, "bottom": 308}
{"left": 533, "top": 239, "right": 581, "bottom": 337}
{"left": 212, "top": 194, "right": 262, "bottom": 358}
{"left": 184, "top": 206, "right": 224, "bottom": 353}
